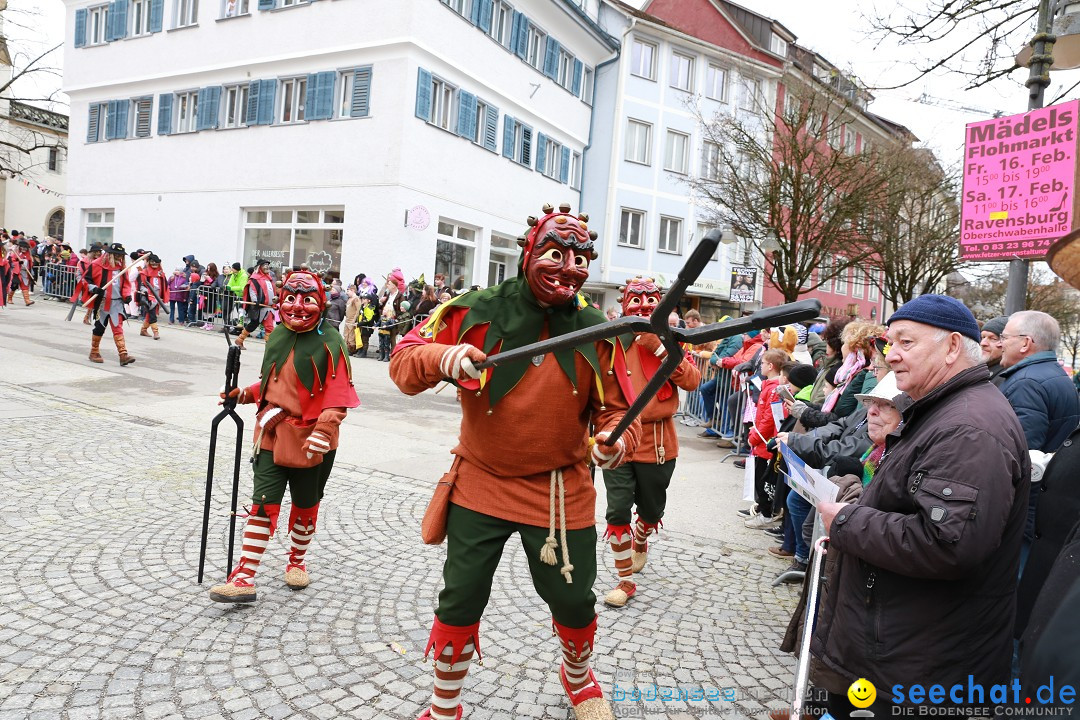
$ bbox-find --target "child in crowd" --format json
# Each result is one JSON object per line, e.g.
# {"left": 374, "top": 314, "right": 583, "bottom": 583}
{"left": 376, "top": 317, "right": 392, "bottom": 362}
{"left": 744, "top": 349, "right": 789, "bottom": 529}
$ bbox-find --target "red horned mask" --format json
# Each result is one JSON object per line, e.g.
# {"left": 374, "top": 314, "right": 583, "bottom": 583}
{"left": 279, "top": 270, "right": 327, "bottom": 333}
{"left": 619, "top": 276, "right": 662, "bottom": 317}
{"left": 518, "top": 203, "right": 598, "bottom": 307}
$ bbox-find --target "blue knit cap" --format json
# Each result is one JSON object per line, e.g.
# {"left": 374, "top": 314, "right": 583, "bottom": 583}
{"left": 887, "top": 294, "right": 980, "bottom": 343}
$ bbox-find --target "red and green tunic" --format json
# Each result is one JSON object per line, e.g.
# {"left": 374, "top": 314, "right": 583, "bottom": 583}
{"left": 390, "top": 279, "right": 641, "bottom": 530}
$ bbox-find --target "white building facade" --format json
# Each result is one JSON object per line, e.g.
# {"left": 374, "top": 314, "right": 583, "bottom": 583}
{"left": 0, "top": 95, "right": 68, "bottom": 241}
{"left": 582, "top": 0, "right": 787, "bottom": 316}
{"left": 62, "top": 0, "right": 616, "bottom": 287}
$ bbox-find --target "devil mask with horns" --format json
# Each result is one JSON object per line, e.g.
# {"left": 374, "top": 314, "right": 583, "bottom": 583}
{"left": 619, "top": 276, "right": 662, "bottom": 318}
{"left": 279, "top": 270, "right": 327, "bottom": 333}
{"left": 518, "top": 203, "right": 598, "bottom": 307}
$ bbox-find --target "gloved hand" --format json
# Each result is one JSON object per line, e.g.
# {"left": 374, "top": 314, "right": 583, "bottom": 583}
{"left": 788, "top": 401, "right": 808, "bottom": 419}
{"left": 304, "top": 430, "right": 331, "bottom": 459}
{"left": 218, "top": 385, "right": 249, "bottom": 405}
{"left": 635, "top": 333, "right": 665, "bottom": 357}
{"left": 766, "top": 438, "right": 778, "bottom": 453}
{"left": 439, "top": 343, "right": 487, "bottom": 382}
{"left": 122, "top": 295, "right": 132, "bottom": 304}
{"left": 591, "top": 431, "right": 626, "bottom": 469}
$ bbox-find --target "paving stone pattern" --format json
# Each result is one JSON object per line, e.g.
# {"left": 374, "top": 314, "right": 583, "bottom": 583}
{"left": 0, "top": 382, "right": 798, "bottom": 720}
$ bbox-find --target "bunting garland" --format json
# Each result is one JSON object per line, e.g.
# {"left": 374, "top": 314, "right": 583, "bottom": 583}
{"left": 4, "top": 172, "right": 63, "bottom": 198}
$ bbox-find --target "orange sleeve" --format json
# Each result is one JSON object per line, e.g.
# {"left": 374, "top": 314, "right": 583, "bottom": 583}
{"left": 669, "top": 352, "right": 701, "bottom": 391}
{"left": 591, "top": 342, "right": 641, "bottom": 457}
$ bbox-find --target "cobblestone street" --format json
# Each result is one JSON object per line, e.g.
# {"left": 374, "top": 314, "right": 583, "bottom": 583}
{"left": 1, "top": 301, "right": 799, "bottom": 720}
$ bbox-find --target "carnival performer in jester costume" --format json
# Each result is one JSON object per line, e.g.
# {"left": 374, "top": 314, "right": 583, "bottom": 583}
{"left": 235, "top": 258, "right": 277, "bottom": 350}
{"left": 85, "top": 243, "right": 136, "bottom": 366}
{"left": 390, "top": 203, "right": 641, "bottom": 720}
{"left": 8, "top": 239, "right": 35, "bottom": 306}
{"left": 137, "top": 254, "right": 170, "bottom": 340}
{"left": 209, "top": 270, "right": 359, "bottom": 603}
{"left": 601, "top": 277, "right": 700, "bottom": 608}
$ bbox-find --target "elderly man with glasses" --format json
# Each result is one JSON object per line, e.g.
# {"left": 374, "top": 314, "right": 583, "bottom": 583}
{"left": 997, "top": 310, "right": 1080, "bottom": 566}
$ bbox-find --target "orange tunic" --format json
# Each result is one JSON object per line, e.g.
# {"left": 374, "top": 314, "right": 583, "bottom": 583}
{"left": 391, "top": 314, "right": 641, "bottom": 530}
{"left": 620, "top": 339, "right": 701, "bottom": 464}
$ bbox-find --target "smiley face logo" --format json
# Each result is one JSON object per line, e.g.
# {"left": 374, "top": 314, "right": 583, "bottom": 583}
{"left": 848, "top": 678, "right": 877, "bottom": 709}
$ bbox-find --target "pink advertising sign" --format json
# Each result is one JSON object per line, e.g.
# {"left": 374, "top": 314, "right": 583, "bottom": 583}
{"left": 960, "top": 100, "right": 1080, "bottom": 261}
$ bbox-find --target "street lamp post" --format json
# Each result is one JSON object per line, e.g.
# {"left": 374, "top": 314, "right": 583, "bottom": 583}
{"left": 1007, "top": 0, "right": 1057, "bottom": 314}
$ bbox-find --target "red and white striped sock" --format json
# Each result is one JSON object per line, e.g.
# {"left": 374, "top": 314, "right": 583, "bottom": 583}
{"left": 632, "top": 518, "right": 653, "bottom": 555}
{"left": 230, "top": 514, "right": 273, "bottom": 586}
{"left": 610, "top": 533, "right": 633, "bottom": 580}
{"left": 429, "top": 641, "right": 474, "bottom": 720}
{"left": 286, "top": 505, "right": 318, "bottom": 571}
{"left": 559, "top": 633, "right": 595, "bottom": 695}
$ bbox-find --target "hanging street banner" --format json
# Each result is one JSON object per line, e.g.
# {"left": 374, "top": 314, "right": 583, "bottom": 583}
{"left": 729, "top": 265, "right": 757, "bottom": 302}
{"left": 960, "top": 100, "right": 1080, "bottom": 261}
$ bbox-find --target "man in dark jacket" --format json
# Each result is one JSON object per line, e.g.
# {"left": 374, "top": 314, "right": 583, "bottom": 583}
{"left": 998, "top": 310, "right": 1080, "bottom": 559}
{"left": 813, "top": 295, "right": 1029, "bottom": 716}
{"left": 980, "top": 315, "right": 1009, "bottom": 386}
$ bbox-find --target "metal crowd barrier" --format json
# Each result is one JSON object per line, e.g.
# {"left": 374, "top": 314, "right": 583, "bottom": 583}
{"left": 188, "top": 285, "right": 244, "bottom": 329}
{"left": 40, "top": 262, "right": 81, "bottom": 301}
{"left": 675, "top": 351, "right": 749, "bottom": 461}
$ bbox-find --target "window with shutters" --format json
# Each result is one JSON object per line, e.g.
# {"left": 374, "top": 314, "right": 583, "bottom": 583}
{"left": 87, "top": 102, "right": 108, "bottom": 143}
{"left": 428, "top": 76, "right": 456, "bottom": 131}
{"left": 88, "top": 5, "right": 109, "bottom": 45}
{"left": 625, "top": 119, "right": 651, "bottom": 165}
{"left": 556, "top": 49, "right": 574, "bottom": 90}
{"left": 468, "top": 99, "right": 488, "bottom": 145}
{"left": 525, "top": 23, "right": 545, "bottom": 70}
{"left": 670, "top": 52, "right": 694, "bottom": 92}
{"left": 221, "top": 84, "right": 249, "bottom": 128}
{"left": 130, "top": 97, "right": 153, "bottom": 138}
{"left": 664, "top": 130, "right": 689, "bottom": 174}
{"left": 174, "top": 91, "right": 199, "bottom": 133}
{"left": 176, "top": 0, "right": 197, "bottom": 26}
{"left": 130, "top": 0, "right": 151, "bottom": 35}
{"left": 658, "top": 216, "right": 682, "bottom": 255}
{"left": 502, "top": 116, "right": 532, "bottom": 167}
{"left": 630, "top": 39, "right": 656, "bottom": 80}
{"left": 581, "top": 66, "right": 593, "bottom": 103}
{"left": 222, "top": 0, "right": 249, "bottom": 16}
{"left": 619, "top": 209, "right": 645, "bottom": 249}
{"left": 279, "top": 0, "right": 307, "bottom": 7}
{"left": 489, "top": 0, "right": 513, "bottom": 48}
{"left": 541, "top": 137, "right": 562, "bottom": 180}
{"left": 569, "top": 151, "right": 581, "bottom": 189}
{"left": 279, "top": 77, "right": 307, "bottom": 124}
{"left": 338, "top": 67, "right": 372, "bottom": 119}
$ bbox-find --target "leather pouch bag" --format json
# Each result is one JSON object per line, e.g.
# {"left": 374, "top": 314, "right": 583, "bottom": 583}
{"left": 271, "top": 417, "right": 324, "bottom": 469}
{"left": 422, "top": 456, "right": 462, "bottom": 545}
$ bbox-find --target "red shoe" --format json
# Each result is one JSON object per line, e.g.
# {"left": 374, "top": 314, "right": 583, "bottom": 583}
{"left": 559, "top": 664, "right": 604, "bottom": 706}
{"left": 417, "top": 707, "right": 462, "bottom": 720}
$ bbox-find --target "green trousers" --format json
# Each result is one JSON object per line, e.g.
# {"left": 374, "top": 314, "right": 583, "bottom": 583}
{"left": 602, "top": 460, "right": 675, "bottom": 526}
{"left": 436, "top": 503, "right": 597, "bottom": 628}
{"left": 251, "top": 450, "right": 336, "bottom": 508}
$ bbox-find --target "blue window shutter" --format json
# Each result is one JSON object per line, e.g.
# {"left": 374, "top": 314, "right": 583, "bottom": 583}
{"left": 560, "top": 146, "right": 570, "bottom": 183}
{"left": 415, "top": 68, "right": 432, "bottom": 121}
{"left": 305, "top": 73, "right": 319, "bottom": 121}
{"left": 157, "top": 94, "right": 173, "bottom": 135}
{"left": 314, "top": 71, "right": 335, "bottom": 120}
{"left": 470, "top": 0, "right": 482, "bottom": 25}
{"left": 196, "top": 87, "right": 210, "bottom": 130}
{"left": 247, "top": 81, "right": 261, "bottom": 124}
{"left": 521, "top": 125, "right": 532, "bottom": 167}
{"left": 105, "top": 1, "right": 117, "bottom": 41}
{"left": 351, "top": 67, "right": 372, "bottom": 117}
{"left": 512, "top": 12, "right": 527, "bottom": 60}
{"left": 112, "top": 0, "right": 128, "bottom": 40}
{"left": 502, "top": 115, "right": 515, "bottom": 159}
{"left": 86, "top": 104, "right": 100, "bottom": 142}
{"left": 456, "top": 91, "right": 475, "bottom": 137}
{"left": 208, "top": 86, "right": 222, "bottom": 129}
{"left": 115, "top": 99, "right": 129, "bottom": 139}
{"left": 483, "top": 103, "right": 498, "bottom": 152}
{"left": 572, "top": 59, "right": 583, "bottom": 96}
{"left": 543, "top": 37, "right": 559, "bottom": 79}
{"left": 75, "top": 9, "right": 88, "bottom": 47}
{"left": 258, "top": 0, "right": 275, "bottom": 9}
{"left": 196, "top": 86, "right": 221, "bottom": 130}
{"left": 535, "top": 133, "right": 547, "bottom": 173}
{"left": 477, "top": 0, "right": 492, "bottom": 33}
{"left": 257, "top": 79, "right": 276, "bottom": 125}
{"left": 149, "top": 0, "right": 163, "bottom": 32}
